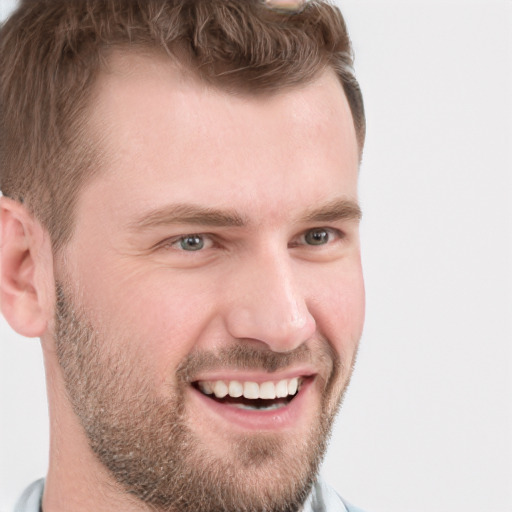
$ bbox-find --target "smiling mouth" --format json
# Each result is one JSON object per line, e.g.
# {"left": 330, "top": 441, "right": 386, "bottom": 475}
{"left": 192, "top": 377, "right": 306, "bottom": 411}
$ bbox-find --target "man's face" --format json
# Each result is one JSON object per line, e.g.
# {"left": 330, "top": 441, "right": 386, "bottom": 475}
{"left": 53, "top": 53, "right": 364, "bottom": 511}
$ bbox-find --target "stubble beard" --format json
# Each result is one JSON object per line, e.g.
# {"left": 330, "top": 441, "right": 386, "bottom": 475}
{"left": 54, "top": 281, "right": 352, "bottom": 512}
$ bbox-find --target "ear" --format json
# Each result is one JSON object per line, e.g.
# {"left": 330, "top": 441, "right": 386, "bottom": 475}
{"left": 0, "top": 197, "right": 54, "bottom": 338}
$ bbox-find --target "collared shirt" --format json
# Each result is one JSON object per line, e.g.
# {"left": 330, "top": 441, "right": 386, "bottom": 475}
{"left": 14, "top": 477, "right": 367, "bottom": 512}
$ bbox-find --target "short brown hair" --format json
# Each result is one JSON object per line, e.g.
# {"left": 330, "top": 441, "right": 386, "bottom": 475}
{"left": 0, "top": 0, "right": 365, "bottom": 251}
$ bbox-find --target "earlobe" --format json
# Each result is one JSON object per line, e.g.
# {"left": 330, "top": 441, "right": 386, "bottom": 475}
{"left": 0, "top": 197, "right": 52, "bottom": 338}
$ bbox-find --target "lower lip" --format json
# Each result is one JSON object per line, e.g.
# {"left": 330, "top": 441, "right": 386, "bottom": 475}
{"left": 188, "top": 378, "right": 315, "bottom": 431}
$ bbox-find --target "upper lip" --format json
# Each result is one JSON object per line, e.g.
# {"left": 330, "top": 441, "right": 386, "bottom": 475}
{"left": 188, "top": 366, "right": 317, "bottom": 384}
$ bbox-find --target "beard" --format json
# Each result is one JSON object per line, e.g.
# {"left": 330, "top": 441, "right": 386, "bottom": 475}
{"left": 54, "top": 280, "right": 352, "bottom": 512}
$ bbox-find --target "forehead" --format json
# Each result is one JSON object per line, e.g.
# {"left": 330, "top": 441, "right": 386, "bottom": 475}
{"left": 81, "top": 51, "right": 359, "bottom": 226}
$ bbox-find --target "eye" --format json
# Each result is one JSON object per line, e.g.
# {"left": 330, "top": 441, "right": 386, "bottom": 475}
{"left": 165, "top": 234, "right": 212, "bottom": 252}
{"left": 302, "top": 227, "right": 340, "bottom": 246}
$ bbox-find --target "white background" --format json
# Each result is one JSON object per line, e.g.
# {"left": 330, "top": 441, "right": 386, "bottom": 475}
{"left": 1, "top": 1, "right": 511, "bottom": 511}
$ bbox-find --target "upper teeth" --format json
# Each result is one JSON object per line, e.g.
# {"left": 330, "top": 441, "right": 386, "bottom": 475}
{"left": 197, "top": 377, "right": 301, "bottom": 400}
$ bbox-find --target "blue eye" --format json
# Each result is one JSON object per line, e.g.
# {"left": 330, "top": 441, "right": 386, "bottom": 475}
{"left": 178, "top": 235, "right": 205, "bottom": 251}
{"left": 304, "top": 228, "right": 331, "bottom": 246}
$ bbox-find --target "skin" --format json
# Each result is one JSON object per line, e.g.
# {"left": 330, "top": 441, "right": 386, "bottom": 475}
{"left": 0, "top": 52, "right": 364, "bottom": 511}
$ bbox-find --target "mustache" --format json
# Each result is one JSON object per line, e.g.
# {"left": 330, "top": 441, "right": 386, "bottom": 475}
{"left": 176, "top": 339, "right": 336, "bottom": 383}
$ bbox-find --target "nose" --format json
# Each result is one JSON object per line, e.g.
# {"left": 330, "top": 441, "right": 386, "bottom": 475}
{"left": 224, "top": 249, "right": 316, "bottom": 352}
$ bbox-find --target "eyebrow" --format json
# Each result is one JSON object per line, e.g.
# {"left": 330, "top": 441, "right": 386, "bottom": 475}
{"left": 128, "top": 204, "right": 247, "bottom": 231}
{"left": 127, "top": 198, "right": 361, "bottom": 232}
{"left": 299, "top": 198, "right": 362, "bottom": 223}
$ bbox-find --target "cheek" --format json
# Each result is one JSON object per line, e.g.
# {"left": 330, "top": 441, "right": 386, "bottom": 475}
{"left": 78, "top": 265, "right": 221, "bottom": 385}
{"left": 309, "top": 265, "right": 365, "bottom": 354}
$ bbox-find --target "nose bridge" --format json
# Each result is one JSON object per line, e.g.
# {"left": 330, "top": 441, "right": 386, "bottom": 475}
{"left": 225, "top": 246, "right": 316, "bottom": 351}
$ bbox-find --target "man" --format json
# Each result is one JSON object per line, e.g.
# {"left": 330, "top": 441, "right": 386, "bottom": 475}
{"left": 0, "top": 0, "right": 367, "bottom": 510}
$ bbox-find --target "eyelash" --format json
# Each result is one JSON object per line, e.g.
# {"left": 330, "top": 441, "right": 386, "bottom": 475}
{"left": 159, "top": 227, "right": 345, "bottom": 253}
{"left": 292, "top": 227, "right": 344, "bottom": 248}
{"left": 159, "top": 234, "right": 216, "bottom": 252}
